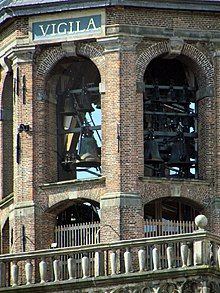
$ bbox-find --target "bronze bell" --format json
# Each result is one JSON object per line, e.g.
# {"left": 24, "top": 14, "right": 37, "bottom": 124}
{"left": 63, "top": 95, "right": 76, "bottom": 130}
{"left": 144, "top": 133, "right": 163, "bottom": 164}
{"left": 76, "top": 88, "right": 95, "bottom": 113}
{"left": 76, "top": 128, "right": 101, "bottom": 167}
{"left": 167, "top": 135, "right": 190, "bottom": 167}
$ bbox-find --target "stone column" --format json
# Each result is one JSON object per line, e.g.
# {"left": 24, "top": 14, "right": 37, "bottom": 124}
{"left": 99, "top": 36, "right": 144, "bottom": 242}
{"left": 212, "top": 50, "right": 220, "bottom": 235}
{"left": 197, "top": 88, "right": 215, "bottom": 181}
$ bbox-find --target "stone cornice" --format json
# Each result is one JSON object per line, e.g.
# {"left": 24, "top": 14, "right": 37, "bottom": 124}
{"left": 0, "top": 193, "right": 13, "bottom": 209}
{"left": 106, "top": 24, "right": 220, "bottom": 42}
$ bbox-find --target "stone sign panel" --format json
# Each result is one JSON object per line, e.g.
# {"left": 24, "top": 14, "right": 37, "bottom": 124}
{"left": 30, "top": 10, "right": 105, "bottom": 43}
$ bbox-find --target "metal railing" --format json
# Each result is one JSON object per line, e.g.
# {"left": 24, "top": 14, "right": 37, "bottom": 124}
{"left": 144, "top": 219, "right": 197, "bottom": 237}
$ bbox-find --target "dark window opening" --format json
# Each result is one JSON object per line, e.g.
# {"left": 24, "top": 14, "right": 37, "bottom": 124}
{"left": 55, "top": 201, "right": 100, "bottom": 247}
{"left": 56, "top": 201, "right": 100, "bottom": 226}
{"left": 144, "top": 198, "right": 200, "bottom": 222}
{"left": 47, "top": 56, "right": 101, "bottom": 181}
{"left": 144, "top": 57, "right": 198, "bottom": 179}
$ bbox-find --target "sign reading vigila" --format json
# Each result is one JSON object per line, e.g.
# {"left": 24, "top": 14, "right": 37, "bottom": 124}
{"left": 32, "top": 14, "right": 102, "bottom": 41}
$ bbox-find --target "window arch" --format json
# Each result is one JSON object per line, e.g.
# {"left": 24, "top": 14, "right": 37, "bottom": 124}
{"left": 46, "top": 56, "right": 101, "bottom": 181}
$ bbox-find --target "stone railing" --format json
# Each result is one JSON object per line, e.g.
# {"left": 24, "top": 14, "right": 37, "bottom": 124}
{"left": 0, "top": 216, "right": 220, "bottom": 292}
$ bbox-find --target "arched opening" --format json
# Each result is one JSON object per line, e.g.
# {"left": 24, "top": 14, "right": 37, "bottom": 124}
{"left": 1, "top": 218, "right": 10, "bottom": 286}
{"left": 143, "top": 56, "right": 198, "bottom": 179}
{"left": 46, "top": 56, "right": 101, "bottom": 182}
{"left": 54, "top": 199, "right": 100, "bottom": 279}
{"left": 1, "top": 218, "right": 10, "bottom": 254}
{"left": 55, "top": 199, "right": 100, "bottom": 248}
{"left": 144, "top": 197, "right": 201, "bottom": 236}
{"left": 2, "top": 70, "right": 13, "bottom": 197}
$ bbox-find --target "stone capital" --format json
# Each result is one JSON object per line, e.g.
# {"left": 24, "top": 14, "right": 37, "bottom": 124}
{"left": 210, "top": 40, "right": 220, "bottom": 57}
{"left": 7, "top": 46, "right": 35, "bottom": 65}
{"left": 196, "top": 86, "right": 214, "bottom": 100}
{"left": 98, "top": 36, "right": 142, "bottom": 53}
{"left": 214, "top": 50, "right": 220, "bottom": 58}
{"left": 100, "top": 192, "right": 142, "bottom": 208}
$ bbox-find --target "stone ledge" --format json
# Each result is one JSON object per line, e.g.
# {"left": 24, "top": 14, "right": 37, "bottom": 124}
{"left": 139, "top": 176, "right": 211, "bottom": 186}
{"left": 0, "top": 193, "right": 13, "bottom": 209}
{"left": 0, "top": 266, "right": 219, "bottom": 292}
{"left": 106, "top": 24, "right": 220, "bottom": 41}
{"left": 40, "top": 177, "right": 106, "bottom": 190}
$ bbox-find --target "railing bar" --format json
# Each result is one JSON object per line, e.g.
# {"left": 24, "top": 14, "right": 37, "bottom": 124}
{"left": 0, "top": 231, "right": 216, "bottom": 262}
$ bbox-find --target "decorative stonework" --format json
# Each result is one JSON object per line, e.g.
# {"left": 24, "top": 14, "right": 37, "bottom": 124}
{"left": 168, "top": 37, "right": 184, "bottom": 57}
{"left": 136, "top": 41, "right": 169, "bottom": 82}
{"left": 35, "top": 42, "right": 105, "bottom": 92}
{"left": 136, "top": 41, "right": 214, "bottom": 89}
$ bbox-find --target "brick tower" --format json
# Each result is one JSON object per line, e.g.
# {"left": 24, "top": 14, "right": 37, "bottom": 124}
{"left": 0, "top": 0, "right": 220, "bottom": 291}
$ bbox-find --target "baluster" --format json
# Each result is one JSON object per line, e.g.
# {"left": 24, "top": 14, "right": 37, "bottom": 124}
{"left": 0, "top": 262, "right": 5, "bottom": 287}
{"left": 181, "top": 242, "right": 188, "bottom": 268}
{"left": 11, "top": 261, "right": 18, "bottom": 287}
{"left": 25, "top": 259, "right": 33, "bottom": 285}
{"left": 187, "top": 243, "right": 192, "bottom": 266}
{"left": 166, "top": 244, "right": 173, "bottom": 269}
{"left": 53, "top": 259, "right": 60, "bottom": 282}
{"left": 94, "top": 250, "right": 104, "bottom": 277}
{"left": 152, "top": 245, "right": 159, "bottom": 271}
{"left": 82, "top": 254, "right": 89, "bottom": 278}
{"left": 124, "top": 247, "right": 132, "bottom": 274}
{"left": 39, "top": 257, "right": 47, "bottom": 283}
{"left": 67, "top": 256, "right": 75, "bottom": 280}
{"left": 138, "top": 247, "right": 146, "bottom": 272}
{"left": 110, "top": 250, "right": 117, "bottom": 275}
{"left": 217, "top": 246, "right": 220, "bottom": 269}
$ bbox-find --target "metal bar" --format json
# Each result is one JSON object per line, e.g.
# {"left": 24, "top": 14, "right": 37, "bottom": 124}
{"left": 145, "top": 85, "right": 195, "bottom": 91}
{"left": 59, "top": 125, "right": 101, "bottom": 135}
{"left": 144, "top": 111, "right": 196, "bottom": 117}
{"left": 89, "top": 112, "right": 102, "bottom": 142}
{"left": 69, "top": 86, "right": 99, "bottom": 94}
{"left": 144, "top": 130, "right": 197, "bottom": 138}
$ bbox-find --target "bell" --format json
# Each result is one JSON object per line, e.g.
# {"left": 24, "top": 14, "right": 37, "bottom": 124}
{"left": 144, "top": 134, "right": 163, "bottom": 164}
{"left": 167, "top": 81, "right": 175, "bottom": 101}
{"left": 76, "top": 88, "right": 94, "bottom": 113}
{"left": 167, "top": 136, "right": 191, "bottom": 167}
{"left": 152, "top": 80, "right": 160, "bottom": 101}
{"left": 63, "top": 95, "right": 76, "bottom": 130}
{"left": 179, "top": 83, "right": 190, "bottom": 103}
{"left": 76, "top": 128, "right": 101, "bottom": 167}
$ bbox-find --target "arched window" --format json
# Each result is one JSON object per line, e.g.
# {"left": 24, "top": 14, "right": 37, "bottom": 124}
{"left": 144, "top": 197, "right": 201, "bottom": 236}
{"left": 46, "top": 56, "right": 101, "bottom": 181}
{"left": 55, "top": 200, "right": 100, "bottom": 248}
{"left": 144, "top": 57, "right": 197, "bottom": 179}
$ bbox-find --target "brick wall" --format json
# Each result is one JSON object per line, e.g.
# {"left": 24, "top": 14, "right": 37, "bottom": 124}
{"left": 0, "top": 5, "right": 219, "bottom": 254}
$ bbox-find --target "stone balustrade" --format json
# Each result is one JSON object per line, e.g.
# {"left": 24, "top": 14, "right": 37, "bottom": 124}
{"left": 0, "top": 216, "right": 220, "bottom": 292}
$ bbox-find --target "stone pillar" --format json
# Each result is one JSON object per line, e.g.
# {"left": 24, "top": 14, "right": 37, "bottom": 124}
{"left": 197, "top": 92, "right": 215, "bottom": 181}
{"left": 99, "top": 36, "right": 144, "bottom": 242}
{"left": 212, "top": 50, "right": 220, "bottom": 235}
{"left": 7, "top": 46, "right": 36, "bottom": 253}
